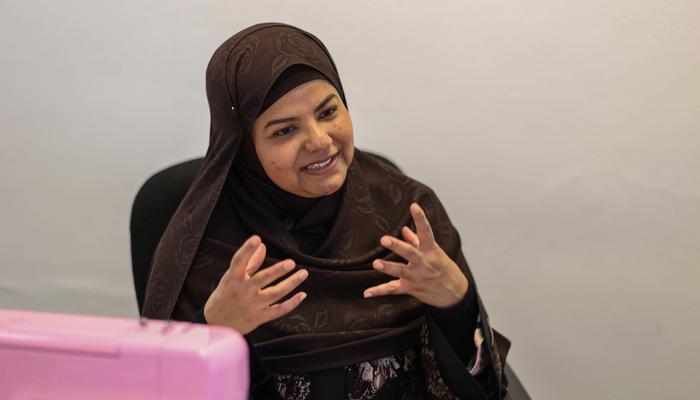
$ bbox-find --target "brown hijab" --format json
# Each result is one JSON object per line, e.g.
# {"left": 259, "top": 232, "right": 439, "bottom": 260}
{"left": 143, "top": 23, "right": 478, "bottom": 374}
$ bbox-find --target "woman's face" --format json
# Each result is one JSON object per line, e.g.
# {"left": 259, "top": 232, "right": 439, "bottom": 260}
{"left": 252, "top": 79, "right": 354, "bottom": 198}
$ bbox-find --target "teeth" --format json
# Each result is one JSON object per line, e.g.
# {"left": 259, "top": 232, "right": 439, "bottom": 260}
{"left": 305, "top": 156, "right": 333, "bottom": 170}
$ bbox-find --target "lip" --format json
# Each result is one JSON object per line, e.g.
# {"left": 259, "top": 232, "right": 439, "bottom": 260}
{"left": 301, "top": 154, "right": 338, "bottom": 175}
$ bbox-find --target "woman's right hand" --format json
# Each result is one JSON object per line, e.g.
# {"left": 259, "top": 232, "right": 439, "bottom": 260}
{"left": 203, "top": 235, "right": 308, "bottom": 334}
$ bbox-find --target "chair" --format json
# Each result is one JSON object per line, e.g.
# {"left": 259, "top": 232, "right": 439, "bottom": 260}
{"left": 129, "top": 154, "right": 530, "bottom": 400}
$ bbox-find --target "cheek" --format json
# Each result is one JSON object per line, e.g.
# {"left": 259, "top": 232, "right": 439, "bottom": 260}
{"left": 332, "top": 117, "right": 353, "bottom": 143}
{"left": 261, "top": 146, "right": 300, "bottom": 176}
{"left": 340, "top": 124, "right": 354, "bottom": 148}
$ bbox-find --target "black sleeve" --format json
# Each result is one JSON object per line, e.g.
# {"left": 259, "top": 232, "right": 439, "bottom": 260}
{"left": 425, "top": 283, "right": 479, "bottom": 364}
{"left": 191, "top": 308, "right": 277, "bottom": 398}
{"left": 425, "top": 285, "right": 496, "bottom": 399}
{"left": 192, "top": 307, "right": 207, "bottom": 324}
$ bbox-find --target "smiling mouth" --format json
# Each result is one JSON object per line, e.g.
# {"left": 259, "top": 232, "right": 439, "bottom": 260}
{"left": 302, "top": 154, "right": 336, "bottom": 171}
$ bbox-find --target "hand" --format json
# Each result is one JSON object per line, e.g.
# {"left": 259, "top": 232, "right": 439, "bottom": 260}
{"left": 204, "top": 235, "right": 308, "bottom": 334}
{"left": 363, "top": 203, "right": 469, "bottom": 308}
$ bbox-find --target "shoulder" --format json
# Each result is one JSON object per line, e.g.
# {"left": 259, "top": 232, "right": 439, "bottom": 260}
{"left": 353, "top": 148, "right": 441, "bottom": 211}
{"left": 352, "top": 149, "right": 459, "bottom": 247}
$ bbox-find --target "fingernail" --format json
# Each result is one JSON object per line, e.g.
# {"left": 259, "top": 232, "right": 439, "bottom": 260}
{"left": 298, "top": 269, "right": 309, "bottom": 280}
{"left": 374, "top": 261, "right": 383, "bottom": 270}
{"left": 381, "top": 237, "right": 391, "bottom": 247}
{"left": 284, "top": 262, "right": 294, "bottom": 271}
{"left": 364, "top": 291, "right": 372, "bottom": 298}
{"left": 250, "top": 235, "right": 261, "bottom": 246}
{"left": 299, "top": 292, "right": 307, "bottom": 301}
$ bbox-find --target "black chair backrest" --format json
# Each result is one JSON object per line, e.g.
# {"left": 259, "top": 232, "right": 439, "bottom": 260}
{"left": 130, "top": 157, "right": 204, "bottom": 313}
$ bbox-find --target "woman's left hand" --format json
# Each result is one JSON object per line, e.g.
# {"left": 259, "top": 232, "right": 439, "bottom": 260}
{"left": 363, "top": 203, "right": 469, "bottom": 309}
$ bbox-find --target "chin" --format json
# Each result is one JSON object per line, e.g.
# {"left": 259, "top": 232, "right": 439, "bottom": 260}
{"left": 313, "top": 173, "right": 346, "bottom": 197}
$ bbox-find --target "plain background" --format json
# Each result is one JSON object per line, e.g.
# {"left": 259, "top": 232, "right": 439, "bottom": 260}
{"left": 1, "top": 1, "right": 699, "bottom": 398}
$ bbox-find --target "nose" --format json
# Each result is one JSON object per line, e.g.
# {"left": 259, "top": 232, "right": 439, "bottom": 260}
{"left": 304, "top": 123, "right": 332, "bottom": 152}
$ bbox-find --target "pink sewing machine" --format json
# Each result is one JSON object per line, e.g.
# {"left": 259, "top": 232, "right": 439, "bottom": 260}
{"left": 0, "top": 309, "right": 249, "bottom": 400}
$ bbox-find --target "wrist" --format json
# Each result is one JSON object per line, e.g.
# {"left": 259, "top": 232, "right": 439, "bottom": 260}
{"left": 441, "top": 273, "right": 469, "bottom": 309}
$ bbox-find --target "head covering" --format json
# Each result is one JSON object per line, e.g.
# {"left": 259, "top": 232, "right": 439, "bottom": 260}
{"left": 143, "top": 23, "right": 472, "bottom": 373}
{"left": 259, "top": 64, "right": 331, "bottom": 115}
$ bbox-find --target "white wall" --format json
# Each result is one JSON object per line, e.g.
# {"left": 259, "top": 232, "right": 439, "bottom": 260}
{"left": 1, "top": 1, "right": 698, "bottom": 398}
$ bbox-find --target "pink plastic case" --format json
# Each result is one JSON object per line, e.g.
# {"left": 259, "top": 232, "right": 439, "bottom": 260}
{"left": 0, "top": 309, "right": 249, "bottom": 400}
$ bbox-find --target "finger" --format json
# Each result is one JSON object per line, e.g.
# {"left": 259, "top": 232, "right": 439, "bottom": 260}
{"left": 249, "top": 259, "right": 296, "bottom": 289}
{"left": 373, "top": 259, "right": 411, "bottom": 279}
{"left": 246, "top": 243, "right": 266, "bottom": 276}
{"left": 363, "top": 280, "right": 406, "bottom": 298}
{"left": 228, "top": 235, "right": 262, "bottom": 281}
{"left": 380, "top": 236, "right": 421, "bottom": 264}
{"left": 259, "top": 269, "right": 309, "bottom": 304}
{"left": 401, "top": 226, "right": 420, "bottom": 248}
{"left": 410, "top": 203, "right": 436, "bottom": 249}
{"left": 264, "top": 292, "right": 307, "bottom": 322}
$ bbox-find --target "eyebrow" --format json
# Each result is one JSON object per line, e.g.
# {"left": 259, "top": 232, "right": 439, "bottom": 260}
{"left": 314, "top": 94, "right": 337, "bottom": 113}
{"left": 264, "top": 94, "right": 338, "bottom": 129}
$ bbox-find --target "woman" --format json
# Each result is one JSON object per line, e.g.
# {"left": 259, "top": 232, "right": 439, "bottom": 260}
{"left": 143, "top": 23, "right": 509, "bottom": 399}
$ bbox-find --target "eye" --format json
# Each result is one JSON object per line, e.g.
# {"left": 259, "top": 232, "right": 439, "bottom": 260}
{"left": 318, "top": 105, "right": 337, "bottom": 120}
{"left": 272, "top": 125, "right": 296, "bottom": 137}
